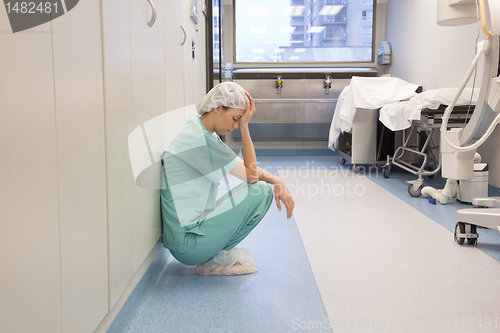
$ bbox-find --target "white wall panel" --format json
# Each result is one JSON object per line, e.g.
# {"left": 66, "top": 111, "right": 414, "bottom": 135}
{"left": 166, "top": 107, "right": 187, "bottom": 146}
{"left": 386, "top": 0, "right": 482, "bottom": 89}
{"left": 184, "top": 104, "right": 199, "bottom": 121}
{"left": 51, "top": 0, "right": 109, "bottom": 331}
{"left": 130, "top": 0, "right": 165, "bottom": 268}
{"left": 164, "top": 0, "right": 186, "bottom": 113}
{"left": 182, "top": 0, "right": 207, "bottom": 109}
{"left": 101, "top": 0, "right": 137, "bottom": 309}
{"left": 0, "top": 17, "right": 62, "bottom": 333}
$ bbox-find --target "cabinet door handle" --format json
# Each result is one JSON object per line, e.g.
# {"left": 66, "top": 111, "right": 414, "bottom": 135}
{"left": 147, "top": 0, "right": 157, "bottom": 27}
{"left": 180, "top": 24, "right": 187, "bottom": 45}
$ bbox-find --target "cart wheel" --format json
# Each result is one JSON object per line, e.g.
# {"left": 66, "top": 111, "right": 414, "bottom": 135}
{"left": 454, "top": 222, "right": 466, "bottom": 245}
{"left": 339, "top": 158, "right": 346, "bottom": 165}
{"left": 382, "top": 167, "right": 391, "bottom": 178}
{"left": 408, "top": 184, "right": 422, "bottom": 197}
{"left": 468, "top": 224, "right": 478, "bottom": 245}
{"left": 354, "top": 165, "right": 360, "bottom": 173}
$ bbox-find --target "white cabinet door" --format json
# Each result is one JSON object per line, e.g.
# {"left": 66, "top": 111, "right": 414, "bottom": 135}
{"left": 129, "top": 0, "right": 165, "bottom": 268}
{"left": 0, "top": 16, "right": 62, "bottom": 333}
{"left": 164, "top": 0, "right": 207, "bottom": 128}
{"left": 181, "top": 0, "right": 208, "bottom": 109}
{"left": 101, "top": 0, "right": 138, "bottom": 310}
{"left": 51, "top": 1, "right": 109, "bottom": 332}
{"left": 164, "top": 0, "right": 187, "bottom": 144}
{"left": 164, "top": 0, "right": 186, "bottom": 113}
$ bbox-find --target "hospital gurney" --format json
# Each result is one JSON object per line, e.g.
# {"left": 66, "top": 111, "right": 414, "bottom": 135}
{"left": 381, "top": 105, "right": 474, "bottom": 196}
{"left": 329, "top": 77, "right": 421, "bottom": 172}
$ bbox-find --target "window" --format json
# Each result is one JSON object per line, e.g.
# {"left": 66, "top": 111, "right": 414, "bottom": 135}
{"left": 235, "top": 0, "right": 374, "bottom": 63}
{"left": 325, "top": 26, "right": 334, "bottom": 38}
{"left": 362, "top": 10, "right": 373, "bottom": 21}
{"left": 325, "top": 26, "right": 343, "bottom": 38}
{"left": 213, "top": 0, "right": 222, "bottom": 63}
{"left": 361, "top": 26, "right": 372, "bottom": 37}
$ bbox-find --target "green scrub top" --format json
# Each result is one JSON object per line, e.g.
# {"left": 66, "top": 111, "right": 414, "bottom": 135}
{"left": 161, "top": 116, "right": 240, "bottom": 253}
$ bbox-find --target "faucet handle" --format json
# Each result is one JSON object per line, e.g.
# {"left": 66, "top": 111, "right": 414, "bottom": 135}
{"left": 276, "top": 75, "right": 283, "bottom": 88}
{"left": 325, "top": 75, "right": 332, "bottom": 86}
{"left": 276, "top": 74, "right": 283, "bottom": 94}
{"left": 324, "top": 75, "right": 332, "bottom": 94}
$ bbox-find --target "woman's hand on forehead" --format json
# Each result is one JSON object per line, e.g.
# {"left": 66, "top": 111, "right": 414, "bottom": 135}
{"left": 240, "top": 91, "right": 255, "bottom": 125}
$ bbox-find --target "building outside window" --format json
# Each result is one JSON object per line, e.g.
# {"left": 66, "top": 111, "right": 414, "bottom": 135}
{"left": 235, "top": 0, "right": 374, "bottom": 63}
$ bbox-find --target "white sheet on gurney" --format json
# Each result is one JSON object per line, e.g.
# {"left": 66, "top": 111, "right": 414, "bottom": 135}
{"left": 379, "top": 87, "right": 479, "bottom": 131}
{"left": 328, "top": 77, "right": 419, "bottom": 150}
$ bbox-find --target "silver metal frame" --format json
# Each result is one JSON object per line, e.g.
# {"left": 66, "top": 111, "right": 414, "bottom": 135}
{"left": 390, "top": 126, "right": 440, "bottom": 182}
{"left": 383, "top": 105, "right": 474, "bottom": 193}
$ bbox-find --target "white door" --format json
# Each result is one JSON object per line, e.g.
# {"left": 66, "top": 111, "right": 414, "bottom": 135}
{"left": 0, "top": 14, "right": 63, "bottom": 333}
{"left": 51, "top": 0, "right": 109, "bottom": 331}
{"left": 129, "top": 0, "right": 166, "bottom": 269}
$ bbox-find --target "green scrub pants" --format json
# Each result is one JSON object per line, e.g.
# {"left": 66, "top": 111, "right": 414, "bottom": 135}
{"left": 170, "top": 181, "right": 273, "bottom": 270}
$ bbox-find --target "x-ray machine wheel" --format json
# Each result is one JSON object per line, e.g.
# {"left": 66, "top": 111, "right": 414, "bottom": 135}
{"left": 468, "top": 224, "right": 478, "bottom": 245}
{"left": 454, "top": 222, "right": 479, "bottom": 245}
{"left": 454, "top": 222, "right": 466, "bottom": 245}
{"left": 407, "top": 184, "right": 422, "bottom": 197}
{"left": 339, "top": 157, "right": 346, "bottom": 165}
{"left": 354, "top": 165, "right": 360, "bottom": 173}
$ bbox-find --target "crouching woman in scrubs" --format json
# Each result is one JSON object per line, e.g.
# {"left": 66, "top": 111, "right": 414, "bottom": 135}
{"left": 161, "top": 82, "right": 294, "bottom": 275}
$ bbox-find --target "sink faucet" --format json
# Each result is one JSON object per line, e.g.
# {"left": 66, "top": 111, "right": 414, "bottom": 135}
{"left": 276, "top": 75, "right": 283, "bottom": 94}
{"left": 324, "top": 75, "right": 332, "bottom": 94}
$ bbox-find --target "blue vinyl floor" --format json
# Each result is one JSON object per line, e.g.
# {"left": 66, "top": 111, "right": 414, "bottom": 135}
{"left": 108, "top": 153, "right": 500, "bottom": 333}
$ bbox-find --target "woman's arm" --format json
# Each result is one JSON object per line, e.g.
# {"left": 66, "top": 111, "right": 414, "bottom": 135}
{"left": 229, "top": 162, "right": 295, "bottom": 219}
{"left": 229, "top": 91, "right": 294, "bottom": 218}
{"left": 239, "top": 92, "right": 259, "bottom": 183}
